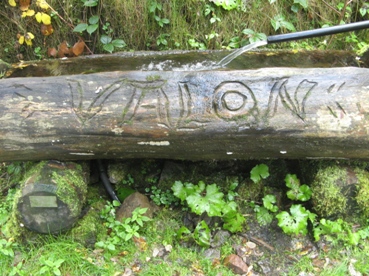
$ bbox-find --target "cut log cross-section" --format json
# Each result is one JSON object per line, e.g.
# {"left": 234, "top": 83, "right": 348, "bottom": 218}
{"left": 0, "top": 67, "right": 368, "bottom": 161}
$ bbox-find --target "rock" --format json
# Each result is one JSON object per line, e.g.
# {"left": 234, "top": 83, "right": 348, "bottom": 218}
{"left": 211, "top": 230, "right": 231, "bottom": 248}
{"left": 116, "top": 192, "right": 155, "bottom": 221}
{"left": 310, "top": 164, "right": 369, "bottom": 220}
{"left": 224, "top": 254, "right": 249, "bottom": 275}
{"left": 203, "top": 248, "right": 221, "bottom": 261}
{"left": 107, "top": 162, "right": 130, "bottom": 184}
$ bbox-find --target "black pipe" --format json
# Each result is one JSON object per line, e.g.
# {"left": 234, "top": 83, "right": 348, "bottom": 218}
{"left": 96, "top": 160, "right": 121, "bottom": 203}
{"left": 267, "top": 20, "right": 369, "bottom": 44}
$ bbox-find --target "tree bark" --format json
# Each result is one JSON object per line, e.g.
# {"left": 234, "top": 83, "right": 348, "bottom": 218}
{"left": 1, "top": 67, "right": 369, "bottom": 161}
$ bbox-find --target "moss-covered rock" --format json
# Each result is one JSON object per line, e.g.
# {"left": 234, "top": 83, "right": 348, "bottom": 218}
{"left": 310, "top": 164, "right": 369, "bottom": 220}
{"left": 13, "top": 161, "right": 88, "bottom": 234}
{"left": 69, "top": 200, "right": 106, "bottom": 248}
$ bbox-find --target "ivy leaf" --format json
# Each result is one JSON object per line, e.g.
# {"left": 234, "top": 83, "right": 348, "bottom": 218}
{"left": 285, "top": 174, "right": 299, "bottom": 190}
{"left": 255, "top": 206, "right": 274, "bottom": 226}
{"left": 89, "top": 15, "right": 99, "bottom": 25}
{"left": 250, "top": 164, "right": 270, "bottom": 183}
{"left": 193, "top": 220, "right": 211, "bottom": 247}
{"left": 83, "top": 0, "right": 98, "bottom": 7}
{"left": 172, "top": 181, "right": 187, "bottom": 201}
{"left": 186, "top": 184, "right": 224, "bottom": 217}
{"left": 112, "top": 39, "right": 126, "bottom": 48}
{"left": 294, "top": 0, "right": 308, "bottom": 9}
{"left": 73, "top": 23, "right": 88, "bottom": 33}
{"left": 298, "top": 185, "right": 312, "bottom": 201}
{"left": 276, "top": 204, "right": 309, "bottom": 236}
{"left": 262, "top": 194, "right": 278, "bottom": 212}
{"left": 100, "top": 35, "right": 112, "bottom": 44}
{"left": 223, "top": 210, "right": 245, "bottom": 233}
{"left": 103, "top": 44, "right": 114, "bottom": 53}
{"left": 87, "top": 24, "right": 98, "bottom": 35}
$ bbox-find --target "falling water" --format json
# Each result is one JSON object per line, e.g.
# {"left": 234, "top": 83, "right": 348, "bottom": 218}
{"left": 138, "top": 40, "right": 268, "bottom": 71}
{"left": 216, "top": 40, "right": 268, "bottom": 68}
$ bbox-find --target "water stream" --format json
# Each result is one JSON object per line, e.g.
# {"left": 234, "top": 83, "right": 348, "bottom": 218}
{"left": 139, "top": 41, "right": 268, "bottom": 71}
{"left": 216, "top": 40, "right": 268, "bottom": 68}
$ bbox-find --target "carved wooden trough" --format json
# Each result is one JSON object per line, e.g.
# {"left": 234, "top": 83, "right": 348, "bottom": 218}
{"left": 1, "top": 50, "right": 369, "bottom": 161}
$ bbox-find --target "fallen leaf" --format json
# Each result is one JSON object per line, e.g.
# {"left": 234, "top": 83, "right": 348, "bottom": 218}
{"left": 36, "top": 0, "right": 49, "bottom": 9}
{"left": 19, "top": 0, "right": 31, "bottom": 11}
{"left": 41, "top": 24, "right": 54, "bottom": 36}
{"left": 131, "top": 263, "right": 141, "bottom": 273}
{"left": 47, "top": 47, "right": 57, "bottom": 57}
{"left": 21, "top": 9, "right": 35, "bottom": 17}
{"left": 58, "top": 41, "right": 70, "bottom": 58}
{"left": 133, "top": 236, "right": 147, "bottom": 251}
{"left": 71, "top": 40, "right": 85, "bottom": 56}
{"left": 8, "top": 0, "right": 16, "bottom": 7}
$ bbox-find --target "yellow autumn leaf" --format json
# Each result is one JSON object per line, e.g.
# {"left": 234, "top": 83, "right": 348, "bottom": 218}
{"left": 19, "top": 36, "right": 25, "bottom": 45}
{"left": 25, "top": 39, "right": 33, "bottom": 46}
{"left": 36, "top": 0, "right": 49, "bottom": 10}
{"left": 8, "top": 0, "right": 16, "bottom": 7}
{"left": 25, "top": 33, "right": 34, "bottom": 46}
{"left": 26, "top": 32, "right": 35, "bottom": 39}
{"left": 41, "top": 13, "right": 51, "bottom": 25}
{"left": 22, "top": 9, "right": 35, "bottom": 18}
{"left": 35, "top": 12, "right": 42, "bottom": 23}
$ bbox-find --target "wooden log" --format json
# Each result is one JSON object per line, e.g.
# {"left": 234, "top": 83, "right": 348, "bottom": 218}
{"left": 0, "top": 67, "right": 369, "bottom": 161}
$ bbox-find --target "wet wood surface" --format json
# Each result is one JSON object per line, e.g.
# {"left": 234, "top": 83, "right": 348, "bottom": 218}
{"left": 1, "top": 67, "right": 369, "bottom": 161}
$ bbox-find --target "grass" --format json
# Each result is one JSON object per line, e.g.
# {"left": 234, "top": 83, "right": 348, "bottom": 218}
{"left": 2, "top": 161, "right": 369, "bottom": 275}
{"left": 0, "top": 0, "right": 368, "bottom": 62}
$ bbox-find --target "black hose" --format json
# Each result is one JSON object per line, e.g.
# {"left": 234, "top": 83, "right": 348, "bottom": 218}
{"left": 96, "top": 160, "right": 121, "bottom": 203}
{"left": 267, "top": 20, "right": 369, "bottom": 44}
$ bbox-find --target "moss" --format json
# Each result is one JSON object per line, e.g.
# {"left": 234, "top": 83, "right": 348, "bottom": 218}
{"left": 237, "top": 179, "right": 263, "bottom": 202}
{"left": 53, "top": 165, "right": 87, "bottom": 218}
{"left": 69, "top": 200, "right": 106, "bottom": 248}
{"left": 355, "top": 168, "right": 369, "bottom": 217}
{"left": 311, "top": 166, "right": 347, "bottom": 218}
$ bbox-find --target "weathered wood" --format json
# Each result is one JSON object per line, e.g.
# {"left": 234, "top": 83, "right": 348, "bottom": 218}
{"left": 1, "top": 67, "right": 369, "bottom": 161}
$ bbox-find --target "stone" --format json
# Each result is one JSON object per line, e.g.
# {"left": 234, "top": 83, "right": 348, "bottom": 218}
{"left": 211, "top": 230, "right": 231, "bottom": 248}
{"left": 310, "top": 164, "right": 369, "bottom": 220}
{"left": 203, "top": 248, "right": 221, "bottom": 261}
{"left": 116, "top": 192, "right": 155, "bottom": 222}
{"left": 223, "top": 254, "right": 249, "bottom": 275}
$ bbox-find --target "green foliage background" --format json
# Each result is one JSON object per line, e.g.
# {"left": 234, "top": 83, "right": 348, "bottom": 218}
{"left": 0, "top": 0, "right": 368, "bottom": 62}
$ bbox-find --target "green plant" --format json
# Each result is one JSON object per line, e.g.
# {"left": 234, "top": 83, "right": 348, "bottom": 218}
{"left": 73, "top": 0, "right": 126, "bottom": 53}
{"left": 242, "top": 29, "right": 267, "bottom": 44}
{"left": 156, "top": 33, "right": 170, "bottom": 48}
{"left": 100, "top": 35, "right": 126, "bottom": 53}
{"left": 122, "top": 173, "right": 134, "bottom": 186}
{"left": 250, "top": 163, "right": 270, "bottom": 184}
{"left": 145, "top": 186, "right": 179, "bottom": 207}
{"left": 172, "top": 181, "right": 245, "bottom": 234}
{"left": 0, "top": 238, "right": 17, "bottom": 258}
{"left": 96, "top": 201, "right": 151, "bottom": 253}
{"left": 313, "top": 218, "right": 369, "bottom": 246}
{"left": 210, "top": 0, "right": 241, "bottom": 11}
{"left": 204, "top": 4, "right": 221, "bottom": 24}
{"left": 38, "top": 256, "right": 65, "bottom": 276}
{"left": 73, "top": 15, "right": 99, "bottom": 35}
{"left": 285, "top": 174, "right": 312, "bottom": 202}
{"left": 252, "top": 194, "right": 279, "bottom": 226}
{"left": 271, "top": 14, "right": 296, "bottom": 32}
{"left": 276, "top": 204, "right": 316, "bottom": 236}
{"left": 149, "top": 0, "right": 170, "bottom": 27}
{"left": 188, "top": 38, "right": 206, "bottom": 50}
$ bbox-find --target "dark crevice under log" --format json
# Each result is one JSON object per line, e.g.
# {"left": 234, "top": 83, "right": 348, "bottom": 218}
{"left": 1, "top": 67, "right": 369, "bottom": 161}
